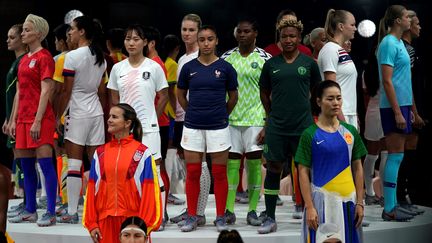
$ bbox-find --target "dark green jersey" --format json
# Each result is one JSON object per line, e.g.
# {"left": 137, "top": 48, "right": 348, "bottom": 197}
{"left": 259, "top": 53, "right": 321, "bottom": 136}
{"left": 5, "top": 54, "right": 24, "bottom": 120}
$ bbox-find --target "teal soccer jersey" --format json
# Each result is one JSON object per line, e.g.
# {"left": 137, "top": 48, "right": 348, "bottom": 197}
{"left": 259, "top": 54, "right": 321, "bottom": 136}
{"left": 221, "top": 47, "right": 271, "bottom": 126}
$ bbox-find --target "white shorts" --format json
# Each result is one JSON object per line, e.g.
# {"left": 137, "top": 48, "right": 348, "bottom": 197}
{"left": 364, "top": 107, "right": 384, "bottom": 141}
{"left": 181, "top": 126, "right": 231, "bottom": 153}
{"left": 229, "top": 126, "right": 263, "bottom": 154}
{"left": 64, "top": 115, "right": 105, "bottom": 146}
{"left": 142, "top": 132, "right": 162, "bottom": 160}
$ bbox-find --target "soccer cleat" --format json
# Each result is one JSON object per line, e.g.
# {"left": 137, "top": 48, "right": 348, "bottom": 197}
{"left": 168, "top": 193, "right": 186, "bottom": 205}
{"left": 397, "top": 204, "right": 418, "bottom": 216}
{"left": 56, "top": 203, "right": 68, "bottom": 217}
{"left": 246, "top": 210, "right": 262, "bottom": 226}
{"left": 257, "top": 217, "right": 277, "bottom": 234}
{"left": 365, "top": 194, "right": 381, "bottom": 205}
{"left": 258, "top": 210, "right": 267, "bottom": 222}
{"left": 382, "top": 206, "right": 414, "bottom": 222}
{"left": 8, "top": 210, "right": 37, "bottom": 223}
{"left": 37, "top": 196, "right": 47, "bottom": 209}
{"left": 178, "top": 214, "right": 206, "bottom": 227}
{"left": 37, "top": 212, "right": 56, "bottom": 227}
{"left": 171, "top": 209, "right": 188, "bottom": 224}
{"left": 57, "top": 212, "right": 79, "bottom": 224}
{"left": 379, "top": 196, "right": 384, "bottom": 207}
{"left": 276, "top": 196, "right": 283, "bottom": 206}
{"left": 214, "top": 216, "right": 228, "bottom": 232}
{"left": 400, "top": 203, "right": 425, "bottom": 215}
{"left": 180, "top": 216, "right": 198, "bottom": 232}
{"left": 7, "top": 202, "right": 25, "bottom": 218}
{"left": 224, "top": 210, "right": 236, "bottom": 224}
{"left": 236, "top": 191, "right": 248, "bottom": 204}
{"left": 292, "top": 205, "right": 303, "bottom": 219}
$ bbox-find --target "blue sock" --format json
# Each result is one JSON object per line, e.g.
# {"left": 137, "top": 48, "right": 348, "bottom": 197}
{"left": 38, "top": 157, "right": 58, "bottom": 215}
{"left": 21, "top": 157, "right": 37, "bottom": 213}
{"left": 383, "top": 153, "right": 404, "bottom": 212}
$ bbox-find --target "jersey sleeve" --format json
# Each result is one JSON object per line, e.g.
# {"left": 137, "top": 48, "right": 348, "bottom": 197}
{"left": 310, "top": 60, "right": 322, "bottom": 89}
{"left": 166, "top": 60, "right": 178, "bottom": 85}
{"left": 347, "top": 124, "right": 367, "bottom": 161}
{"left": 39, "top": 52, "right": 55, "bottom": 81}
{"left": 154, "top": 64, "right": 169, "bottom": 92}
{"left": 318, "top": 44, "right": 338, "bottom": 74}
{"left": 82, "top": 150, "right": 101, "bottom": 233}
{"left": 138, "top": 150, "right": 162, "bottom": 234}
{"left": 378, "top": 37, "right": 396, "bottom": 67}
{"left": 294, "top": 127, "right": 314, "bottom": 167}
{"left": 107, "top": 63, "right": 119, "bottom": 91}
{"left": 177, "top": 64, "right": 189, "bottom": 90}
{"left": 62, "top": 50, "right": 77, "bottom": 77}
{"left": 259, "top": 60, "right": 272, "bottom": 90}
{"left": 225, "top": 62, "right": 238, "bottom": 91}
{"left": 53, "top": 54, "right": 65, "bottom": 83}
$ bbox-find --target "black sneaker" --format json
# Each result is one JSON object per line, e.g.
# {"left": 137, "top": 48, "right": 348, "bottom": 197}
{"left": 171, "top": 209, "right": 188, "bottom": 223}
{"left": 224, "top": 210, "right": 236, "bottom": 224}
{"left": 382, "top": 206, "right": 414, "bottom": 222}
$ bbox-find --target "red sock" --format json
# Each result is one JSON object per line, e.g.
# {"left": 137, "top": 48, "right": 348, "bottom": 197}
{"left": 160, "top": 169, "right": 170, "bottom": 207}
{"left": 186, "top": 163, "right": 201, "bottom": 216}
{"left": 212, "top": 164, "right": 228, "bottom": 217}
{"left": 294, "top": 166, "right": 303, "bottom": 207}
{"left": 237, "top": 156, "right": 245, "bottom": 192}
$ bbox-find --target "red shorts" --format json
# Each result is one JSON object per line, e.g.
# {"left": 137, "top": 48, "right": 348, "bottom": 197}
{"left": 15, "top": 118, "right": 55, "bottom": 149}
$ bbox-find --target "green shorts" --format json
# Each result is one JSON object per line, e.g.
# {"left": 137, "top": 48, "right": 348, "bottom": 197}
{"left": 263, "top": 132, "right": 300, "bottom": 163}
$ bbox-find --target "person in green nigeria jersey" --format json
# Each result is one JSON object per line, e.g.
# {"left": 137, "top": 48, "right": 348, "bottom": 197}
{"left": 257, "top": 19, "right": 321, "bottom": 234}
{"left": 220, "top": 17, "right": 272, "bottom": 227}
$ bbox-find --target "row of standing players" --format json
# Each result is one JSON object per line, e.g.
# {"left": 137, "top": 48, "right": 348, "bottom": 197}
{"left": 2, "top": 4, "right": 427, "bottom": 243}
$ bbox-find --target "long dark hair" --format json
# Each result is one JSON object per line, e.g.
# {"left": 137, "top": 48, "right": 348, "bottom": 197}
{"left": 217, "top": 229, "right": 244, "bottom": 243}
{"left": 72, "top": 15, "right": 105, "bottom": 66}
{"left": 114, "top": 103, "right": 143, "bottom": 142}
{"left": 120, "top": 216, "right": 147, "bottom": 235}
{"left": 311, "top": 80, "right": 341, "bottom": 115}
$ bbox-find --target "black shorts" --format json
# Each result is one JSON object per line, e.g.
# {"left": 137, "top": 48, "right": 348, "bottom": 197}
{"left": 159, "top": 126, "right": 169, "bottom": 160}
{"left": 173, "top": 121, "right": 184, "bottom": 150}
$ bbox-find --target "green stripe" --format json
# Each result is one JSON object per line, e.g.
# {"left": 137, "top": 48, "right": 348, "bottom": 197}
{"left": 6, "top": 77, "right": 17, "bottom": 93}
{"left": 264, "top": 189, "right": 279, "bottom": 195}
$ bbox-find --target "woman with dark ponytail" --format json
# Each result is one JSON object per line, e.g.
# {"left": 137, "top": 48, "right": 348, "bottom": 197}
{"left": 83, "top": 103, "right": 162, "bottom": 243}
{"left": 57, "top": 15, "right": 107, "bottom": 224}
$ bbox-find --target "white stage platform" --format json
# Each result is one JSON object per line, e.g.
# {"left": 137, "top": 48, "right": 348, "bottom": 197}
{"left": 7, "top": 195, "right": 432, "bottom": 243}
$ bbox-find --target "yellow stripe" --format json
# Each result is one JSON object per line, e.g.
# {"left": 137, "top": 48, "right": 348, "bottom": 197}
{"left": 322, "top": 166, "right": 355, "bottom": 197}
{"left": 147, "top": 156, "right": 161, "bottom": 234}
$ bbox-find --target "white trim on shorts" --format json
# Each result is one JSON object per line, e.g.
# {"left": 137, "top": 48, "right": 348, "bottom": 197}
{"left": 142, "top": 132, "right": 162, "bottom": 160}
{"left": 229, "top": 125, "right": 263, "bottom": 154}
{"left": 64, "top": 115, "right": 105, "bottom": 146}
{"left": 181, "top": 126, "right": 231, "bottom": 153}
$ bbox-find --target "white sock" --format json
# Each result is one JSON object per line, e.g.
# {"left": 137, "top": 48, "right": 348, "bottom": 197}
{"left": 67, "top": 159, "right": 82, "bottom": 215}
{"left": 37, "top": 162, "right": 47, "bottom": 198}
{"left": 379, "top": 150, "right": 388, "bottom": 195}
{"left": 364, "top": 154, "right": 379, "bottom": 196}
{"left": 197, "top": 161, "right": 210, "bottom": 216}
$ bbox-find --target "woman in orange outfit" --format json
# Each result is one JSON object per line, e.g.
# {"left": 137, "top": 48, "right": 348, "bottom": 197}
{"left": 83, "top": 103, "right": 162, "bottom": 243}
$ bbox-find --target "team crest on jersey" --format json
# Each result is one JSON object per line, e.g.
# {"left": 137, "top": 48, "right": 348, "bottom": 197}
{"left": 251, "top": 62, "right": 258, "bottom": 69}
{"left": 133, "top": 150, "right": 144, "bottom": 161}
{"left": 344, "top": 132, "right": 353, "bottom": 145}
{"left": 29, "top": 59, "right": 37, "bottom": 68}
{"left": 142, "top": 71, "right": 151, "bottom": 80}
{"left": 297, "top": 66, "right": 307, "bottom": 75}
{"left": 215, "top": 69, "right": 221, "bottom": 78}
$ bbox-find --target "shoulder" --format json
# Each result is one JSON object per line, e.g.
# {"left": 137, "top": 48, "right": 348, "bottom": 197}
{"left": 255, "top": 47, "right": 273, "bottom": 60}
{"left": 220, "top": 47, "right": 238, "bottom": 59}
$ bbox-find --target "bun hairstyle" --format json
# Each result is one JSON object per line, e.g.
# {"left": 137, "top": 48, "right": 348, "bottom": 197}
{"left": 304, "top": 27, "right": 325, "bottom": 46}
{"left": 114, "top": 103, "right": 143, "bottom": 142}
{"left": 277, "top": 19, "right": 304, "bottom": 33}
{"left": 25, "top": 14, "right": 49, "bottom": 41}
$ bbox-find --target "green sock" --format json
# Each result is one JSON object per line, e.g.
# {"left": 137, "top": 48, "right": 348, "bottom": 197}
{"left": 247, "top": 159, "right": 262, "bottom": 212}
{"left": 226, "top": 159, "right": 241, "bottom": 212}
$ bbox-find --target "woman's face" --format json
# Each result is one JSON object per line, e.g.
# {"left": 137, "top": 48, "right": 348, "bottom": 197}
{"left": 400, "top": 9, "right": 412, "bottom": 32}
{"left": 21, "top": 21, "right": 40, "bottom": 45}
{"left": 120, "top": 224, "right": 147, "bottom": 243}
{"left": 7, "top": 27, "right": 24, "bottom": 51}
{"left": 181, "top": 20, "right": 198, "bottom": 46}
{"left": 409, "top": 16, "right": 421, "bottom": 38}
{"left": 311, "top": 31, "right": 327, "bottom": 53}
{"left": 68, "top": 21, "right": 81, "bottom": 46}
{"left": 107, "top": 106, "right": 131, "bottom": 135}
{"left": 235, "top": 21, "right": 257, "bottom": 47}
{"left": 124, "top": 29, "right": 146, "bottom": 56}
{"left": 317, "top": 86, "right": 342, "bottom": 117}
{"left": 197, "top": 29, "right": 218, "bottom": 56}
{"left": 341, "top": 13, "right": 357, "bottom": 40}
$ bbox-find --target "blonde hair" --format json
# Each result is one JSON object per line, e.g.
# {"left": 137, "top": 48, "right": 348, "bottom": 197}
{"left": 25, "top": 14, "right": 49, "bottom": 41}
{"left": 324, "top": 9, "right": 351, "bottom": 41}
{"left": 183, "top": 14, "right": 202, "bottom": 28}
{"left": 304, "top": 27, "right": 324, "bottom": 46}
{"left": 277, "top": 19, "right": 303, "bottom": 33}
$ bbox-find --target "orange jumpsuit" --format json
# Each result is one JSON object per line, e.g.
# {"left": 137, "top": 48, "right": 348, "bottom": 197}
{"left": 83, "top": 135, "right": 162, "bottom": 243}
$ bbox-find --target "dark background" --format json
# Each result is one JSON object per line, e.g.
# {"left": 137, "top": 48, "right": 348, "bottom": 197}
{"left": 0, "top": 0, "right": 430, "bottom": 206}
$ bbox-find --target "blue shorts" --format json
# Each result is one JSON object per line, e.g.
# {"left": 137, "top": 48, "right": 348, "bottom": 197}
{"left": 380, "top": 105, "right": 412, "bottom": 135}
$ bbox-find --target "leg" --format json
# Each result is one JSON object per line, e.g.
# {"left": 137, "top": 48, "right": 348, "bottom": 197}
{"left": 364, "top": 140, "right": 381, "bottom": 202}
{"left": 35, "top": 145, "right": 57, "bottom": 216}
{"left": 65, "top": 140, "right": 84, "bottom": 216}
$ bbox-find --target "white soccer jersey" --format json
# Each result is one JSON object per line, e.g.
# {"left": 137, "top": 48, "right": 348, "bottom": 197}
{"left": 175, "top": 50, "right": 199, "bottom": 122}
{"left": 108, "top": 58, "right": 168, "bottom": 132}
{"left": 63, "top": 46, "right": 107, "bottom": 118}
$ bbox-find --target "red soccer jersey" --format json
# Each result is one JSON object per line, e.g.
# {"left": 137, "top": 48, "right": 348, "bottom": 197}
{"left": 17, "top": 49, "right": 55, "bottom": 123}
{"left": 264, "top": 43, "right": 312, "bottom": 57}
{"left": 152, "top": 56, "right": 170, "bottom": 127}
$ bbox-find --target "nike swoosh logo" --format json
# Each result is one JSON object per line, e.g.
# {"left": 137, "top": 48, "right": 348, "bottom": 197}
{"left": 316, "top": 140, "right": 324, "bottom": 144}
{"left": 272, "top": 69, "right": 280, "bottom": 73}
{"left": 190, "top": 72, "right": 197, "bottom": 76}
{"left": 120, "top": 74, "right": 126, "bottom": 78}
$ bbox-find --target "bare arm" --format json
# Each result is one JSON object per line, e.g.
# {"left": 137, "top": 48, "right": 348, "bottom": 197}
{"left": 110, "top": 90, "right": 119, "bottom": 106}
{"left": 259, "top": 88, "right": 271, "bottom": 116}
{"left": 352, "top": 159, "right": 365, "bottom": 228}
{"left": 168, "top": 84, "right": 177, "bottom": 114}
{"left": 7, "top": 86, "right": 19, "bottom": 138}
{"left": 97, "top": 78, "right": 107, "bottom": 111}
{"left": 381, "top": 64, "right": 406, "bottom": 129}
{"left": 177, "top": 88, "right": 188, "bottom": 111}
{"left": 299, "top": 164, "right": 318, "bottom": 231}
{"left": 226, "top": 90, "right": 238, "bottom": 115}
{"left": 156, "top": 88, "right": 168, "bottom": 118}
